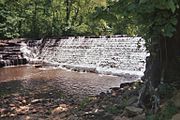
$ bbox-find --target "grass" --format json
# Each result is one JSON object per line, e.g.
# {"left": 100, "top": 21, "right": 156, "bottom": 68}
{"left": 105, "top": 105, "right": 121, "bottom": 114}
{"left": 79, "top": 97, "right": 91, "bottom": 110}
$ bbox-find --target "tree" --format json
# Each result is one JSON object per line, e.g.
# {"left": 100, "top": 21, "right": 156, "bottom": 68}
{"left": 0, "top": 0, "right": 21, "bottom": 38}
{"left": 95, "top": 0, "right": 180, "bottom": 113}
{"left": 0, "top": 0, "right": 108, "bottom": 38}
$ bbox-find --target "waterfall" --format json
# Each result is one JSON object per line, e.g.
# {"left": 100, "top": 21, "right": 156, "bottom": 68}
{"left": 0, "top": 41, "right": 28, "bottom": 67}
{"left": 20, "top": 41, "right": 42, "bottom": 64}
{"left": 23, "top": 36, "right": 149, "bottom": 77}
{"left": 20, "top": 42, "right": 35, "bottom": 60}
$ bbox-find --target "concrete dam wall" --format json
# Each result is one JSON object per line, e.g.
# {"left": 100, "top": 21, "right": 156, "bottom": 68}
{"left": 0, "top": 40, "right": 27, "bottom": 67}
{"left": 23, "top": 36, "right": 148, "bottom": 77}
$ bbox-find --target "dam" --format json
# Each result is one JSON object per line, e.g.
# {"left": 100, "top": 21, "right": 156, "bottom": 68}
{"left": 0, "top": 36, "right": 148, "bottom": 96}
{"left": 22, "top": 36, "right": 148, "bottom": 77}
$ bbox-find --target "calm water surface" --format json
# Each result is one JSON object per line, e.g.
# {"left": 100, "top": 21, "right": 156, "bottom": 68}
{"left": 0, "top": 65, "right": 132, "bottom": 96}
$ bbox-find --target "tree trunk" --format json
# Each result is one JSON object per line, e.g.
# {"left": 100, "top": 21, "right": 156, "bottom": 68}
{"left": 139, "top": 9, "right": 180, "bottom": 112}
{"left": 65, "top": 0, "right": 72, "bottom": 26}
{"left": 164, "top": 9, "right": 180, "bottom": 85}
{"left": 32, "top": 1, "right": 38, "bottom": 38}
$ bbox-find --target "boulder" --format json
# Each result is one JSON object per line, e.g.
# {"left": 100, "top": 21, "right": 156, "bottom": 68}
{"left": 172, "top": 113, "right": 180, "bottom": 120}
{"left": 52, "top": 104, "right": 69, "bottom": 115}
{"left": 127, "top": 96, "right": 138, "bottom": 105}
{"left": 125, "top": 106, "right": 143, "bottom": 117}
{"left": 114, "top": 116, "right": 130, "bottom": 120}
{"left": 132, "top": 113, "right": 145, "bottom": 120}
{"left": 35, "top": 64, "right": 42, "bottom": 68}
{"left": 31, "top": 99, "right": 43, "bottom": 104}
{"left": 0, "top": 61, "right": 5, "bottom": 67}
{"left": 172, "top": 91, "right": 180, "bottom": 108}
{"left": 120, "top": 82, "right": 134, "bottom": 90}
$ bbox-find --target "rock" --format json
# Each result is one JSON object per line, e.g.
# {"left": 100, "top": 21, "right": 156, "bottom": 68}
{"left": 127, "top": 96, "right": 138, "bottom": 105}
{"left": 16, "top": 106, "right": 30, "bottom": 115}
{"left": 52, "top": 104, "right": 69, "bottom": 114}
{"left": 172, "top": 91, "right": 180, "bottom": 108}
{"left": 67, "top": 115, "right": 79, "bottom": 120}
{"left": 102, "top": 113, "right": 113, "bottom": 119}
{"left": 132, "top": 113, "right": 145, "bottom": 120}
{"left": 0, "top": 108, "right": 10, "bottom": 114}
{"left": 22, "top": 99, "right": 27, "bottom": 104}
{"left": 0, "top": 42, "right": 8, "bottom": 46}
{"left": 172, "top": 113, "right": 180, "bottom": 120}
{"left": 58, "top": 112, "right": 70, "bottom": 118}
{"left": 9, "top": 103, "right": 16, "bottom": 107}
{"left": 0, "top": 61, "right": 5, "bottom": 67}
{"left": 99, "top": 92, "right": 106, "bottom": 98}
{"left": 35, "top": 64, "right": 42, "bottom": 68}
{"left": 114, "top": 116, "right": 130, "bottom": 120}
{"left": 31, "top": 99, "right": 43, "bottom": 104}
{"left": 125, "top": 106, "right": 143, "bottom": 117}
{"left": 84, "top": 111, "right": 93, "bottom": 115}
{"left": 10, "top": 107, "right": 16, "bottom": 111}
{"left": 9, "top": 113, "right": 17, "bottom": 117}
{"left": 25, "top": 116, "right": 31, "bottom": 120}
{"left": 110, "top": 87, "right": 120, "bottom": 96}
{"left": 120, "top": 82, "right": 134, "bottom": 90}
{"left": 31, "top": 109, "right": 37, "bottom": 114}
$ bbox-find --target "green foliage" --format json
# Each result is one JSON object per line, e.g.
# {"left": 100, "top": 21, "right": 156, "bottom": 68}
{"left": 0, "top": 0, "right": 179, "bottom": 40}
{"left": 158, "top": 101, "right": 177, "bottom": 120}
{"left": 0, "top": 0, "right": 108, "bottom": 39}
{"left": 147, "top": 101, "right": 178, "bottom": 120}
{"left": 135, "top": 0, "right": 179, "bottom": 39}
{"left": 79, "top": 97, "right": 91, "bottom": 110}
{"left": 158, "top": 83, "right": 175, "bottom": 99}
{"left": 0, "top": 1, "right": 20, "bottom": 38}
{"left": 105, "top": 105, "right": 120, "bottom": 114}
{"left": 93, "top": 0, "right": 179, "bottom": 39}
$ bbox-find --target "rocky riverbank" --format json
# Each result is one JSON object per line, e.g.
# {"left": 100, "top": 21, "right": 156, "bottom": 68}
{"left": 0, "top": 78, "right": 179, "bottom": 120}
{"left": 0, "top": 79, "right": 144, "bottom": 120}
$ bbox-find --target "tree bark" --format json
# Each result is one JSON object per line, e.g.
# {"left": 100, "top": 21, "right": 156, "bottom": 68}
{"left": 139, "top": 9, "right": 180, "bottom": 112}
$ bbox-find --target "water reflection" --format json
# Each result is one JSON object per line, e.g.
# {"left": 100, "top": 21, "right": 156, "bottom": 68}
{"left": 0, "top": 66, "right": 133, "bottom": 95}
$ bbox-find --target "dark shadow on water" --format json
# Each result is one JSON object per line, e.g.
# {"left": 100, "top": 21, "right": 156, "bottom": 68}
{"left": 0, "top": 80, "right": 23, "bottom": 97}
{"left": 0, "top": 79, "right": 68, "bottom": 120}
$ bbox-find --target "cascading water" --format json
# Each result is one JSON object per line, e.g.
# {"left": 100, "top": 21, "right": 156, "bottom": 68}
{"left": 0, "top": 41, "right": 27, "bottom": 67}
{"left": 20, "top": 42, "right": 37, "bottom": 61}
{"left": 22, "top": 36, "right": 149, "bottom": 78}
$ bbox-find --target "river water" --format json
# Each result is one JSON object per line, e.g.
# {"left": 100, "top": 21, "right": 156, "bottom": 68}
{"left": 0, "top": 65, "right": 138, "bottom": 97}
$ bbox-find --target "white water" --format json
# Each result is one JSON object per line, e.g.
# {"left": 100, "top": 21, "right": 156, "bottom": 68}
{"left": 21, "top": 36, "right": 149, "bottom": 77}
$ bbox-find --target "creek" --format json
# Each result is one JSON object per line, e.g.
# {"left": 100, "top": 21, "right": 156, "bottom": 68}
{"left": 0, "top": 36, "right": 148, "bottom": 96}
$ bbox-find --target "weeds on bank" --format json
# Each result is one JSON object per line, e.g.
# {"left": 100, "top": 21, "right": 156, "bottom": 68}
{"left": 158, "top": 83, "right": 175, "bottom": 99}
{"left": 0, "top": 90, "right": 9, "bottom": 97}
{"left": 147, "top": 101, "right": 178, "bottom": 120}
{"left": 79, "top": 97, "right": 91, "bottom": 110}
{"left": 105, "top": 105, "right": 120, "bottom": 114}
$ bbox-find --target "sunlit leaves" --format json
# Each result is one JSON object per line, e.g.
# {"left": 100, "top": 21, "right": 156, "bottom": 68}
{"left": 0, "top": 0, "right": 179, "bottom": 38}
{"left": 168, "top": 0, "right": 176, "bottom": 13}
{"left": 139, "top": 0, "right": 148, "bottom": 4}
{"left": 0, "top": 1, "right": 21, "bottom": 38}
{"left": 92, "top": 0, "right": 107, "bottom": 7}
{"left": 0, "top": 0, "right": 110, "bottom": 38}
